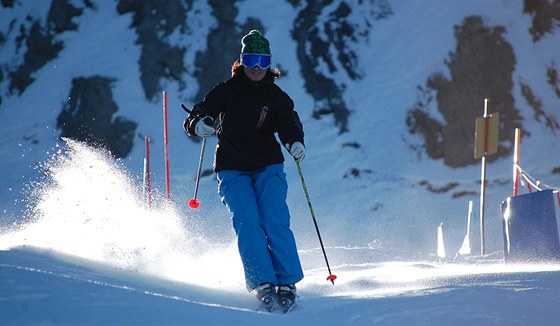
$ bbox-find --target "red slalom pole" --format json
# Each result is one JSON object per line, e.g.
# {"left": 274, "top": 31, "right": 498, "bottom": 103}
{"left": 295, "top": 160, "right": 337, "bottom": 285}
{"left": 163, "top": 91, "right": 171, "bottom": 203}
{"left": 145, "top": 136, "right": 152, "bottom": 207}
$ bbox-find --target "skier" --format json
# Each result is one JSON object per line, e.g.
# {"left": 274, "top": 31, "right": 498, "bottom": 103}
{"left": 184, "top": 30, "right": 305, "bottom": 312}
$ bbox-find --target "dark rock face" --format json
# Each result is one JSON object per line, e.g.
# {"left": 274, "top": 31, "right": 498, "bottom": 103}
{"left": 1, "top": 0, "right": 15, "bottom": 8}
{"left": 523, "top": 0, "right": 560, "bottom": 42}
{"left": 2, "top": 1, "right": 138, "bottom": 158}
{"left": 56, "top": 76, "right": 137, "bottom": 159}
{"left": 547, "top": 63, "right": 560, "bottom": 98}
{"left": 520, "top": 81, "right": 560, "bottom": 132}
{"left": 47, "top": 0, "right": 87, "bottom": 33}
{"left": 291, "top": 0, "right": 392, "bottom": 133}
{"left": 193, "top": 0, "right": 264, "bottom": 102}
{"left": 6, "top": 0, "right": 87, "bottom": 97}
{"left": 407, "top": 16, "right": 522, "bottom": 167}
{"left": 116, "top": 0, "right": 192, "bottom": 102}
{"left": 1, "top": 0, "right": 559, "bottom": 164}
{"left": 8, "top": 21, "right": 63, "bottom": 96}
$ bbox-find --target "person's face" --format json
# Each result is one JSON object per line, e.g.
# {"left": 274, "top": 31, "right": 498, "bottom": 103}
{"left": 244, "top": 66, "right": 267, "bottom": 82}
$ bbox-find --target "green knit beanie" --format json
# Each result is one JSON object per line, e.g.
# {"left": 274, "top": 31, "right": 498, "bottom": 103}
{"left": 241, "top": 30, "right": 271, "bottom": 55}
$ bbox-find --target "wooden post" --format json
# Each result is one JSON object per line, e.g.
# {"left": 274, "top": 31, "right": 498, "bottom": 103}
{"left": 480, "top": 155, "right": 487, "bottom": 255}
{"left": 474, "top": 98, "right": 499, "bottom": 256}
{"left": 479, "top": 99, "right": 489, "bottom": 255}
{"left": 513, "top": 128, "right": 521, "bottom": 196}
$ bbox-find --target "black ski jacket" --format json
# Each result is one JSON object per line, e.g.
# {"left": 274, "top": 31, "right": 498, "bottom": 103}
{"left": 184, "top": 70, "right": 304, "bottom": 172}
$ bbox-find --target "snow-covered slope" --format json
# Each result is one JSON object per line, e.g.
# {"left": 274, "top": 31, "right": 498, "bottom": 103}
{"left": 3, "top": 245, "right": 560, "bottom": 325}
{"left": 1, "top": 140, "right": 560, "bottom": 324}
{"left": 1, "top": 1, "right": 560, "bottom": 323}
{"left": 1, "top": 0, "right": 560, "bottom": 254}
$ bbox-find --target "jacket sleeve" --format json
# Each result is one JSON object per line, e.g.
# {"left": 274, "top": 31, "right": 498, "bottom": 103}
{"left": 274, "top": 88, "right": 304, "bottom": 147}
{"left": 183, "top": 82, "right": 227, "bottom": 137}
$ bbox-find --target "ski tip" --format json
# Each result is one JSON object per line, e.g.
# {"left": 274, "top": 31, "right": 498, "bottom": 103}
{"left": 327, "top": 274, "right": 337, "bottom": 285}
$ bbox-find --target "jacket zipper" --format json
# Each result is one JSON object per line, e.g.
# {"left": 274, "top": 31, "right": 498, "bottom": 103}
{"left": 254, "top": 106, "right": 268, "bottom": 130}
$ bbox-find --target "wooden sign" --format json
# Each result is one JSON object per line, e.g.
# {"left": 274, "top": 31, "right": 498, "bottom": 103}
{"left": 474, "top": 112, "right": 500, "bottom": 159}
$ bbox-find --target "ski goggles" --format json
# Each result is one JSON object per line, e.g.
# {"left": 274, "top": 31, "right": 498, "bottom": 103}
{"left": 241, "top": 53, "right": 271, "bottom": 69}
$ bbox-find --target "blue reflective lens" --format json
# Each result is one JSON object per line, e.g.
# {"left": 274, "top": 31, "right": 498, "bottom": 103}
{"left": 241, "top": 54, "right": 271, "bottom": 69}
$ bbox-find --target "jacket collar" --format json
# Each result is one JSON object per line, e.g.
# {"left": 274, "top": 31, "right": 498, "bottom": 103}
{"left": 236, "top": 70, "right": 274, "bottom": 88}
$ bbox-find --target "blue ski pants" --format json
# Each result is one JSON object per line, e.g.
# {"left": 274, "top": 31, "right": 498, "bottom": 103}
{"left": 217, "top": 163, "right": 304, "bottom": 290}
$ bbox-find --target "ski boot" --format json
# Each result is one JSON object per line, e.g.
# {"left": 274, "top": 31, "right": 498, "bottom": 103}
{"left": 253, "top": 283, "right": 278, "bottom": 312}
{"left": 277, "top": 284, "right": 297, "bottom": 313}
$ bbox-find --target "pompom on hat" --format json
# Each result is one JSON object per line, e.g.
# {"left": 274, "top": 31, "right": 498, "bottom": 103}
{"left": 241, "top": 30, "right": 271, "bottom": 55}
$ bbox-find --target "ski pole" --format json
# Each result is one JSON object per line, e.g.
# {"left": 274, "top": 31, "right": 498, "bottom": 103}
{"left": 181, "top": 104, "right": 213, "bottom": 210}
{"left": 189, "top": 136, "right": 207, "bottom": 209}
{"left": 295, "top": 160, "right": 337, "bottom": 285}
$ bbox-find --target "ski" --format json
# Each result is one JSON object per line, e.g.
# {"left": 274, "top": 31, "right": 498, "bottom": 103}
{"left": 256, "top": 302, "right": 297, "bottom": 314}
{"left": 256, "top": 303, "right": 277, "bottom": 313}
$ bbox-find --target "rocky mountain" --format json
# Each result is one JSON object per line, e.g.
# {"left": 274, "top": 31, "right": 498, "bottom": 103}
{"left": 2, "top": 0, "right": 558, "bottom": 165}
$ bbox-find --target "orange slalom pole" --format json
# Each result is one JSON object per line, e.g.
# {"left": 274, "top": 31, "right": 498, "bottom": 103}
{"left": 513, "top": 128, "right": 521, "bottom": 196}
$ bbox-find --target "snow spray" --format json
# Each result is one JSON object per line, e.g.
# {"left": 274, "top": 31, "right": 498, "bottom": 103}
{"left": 0, "top": 139, "right": 243, "bottom": 289}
